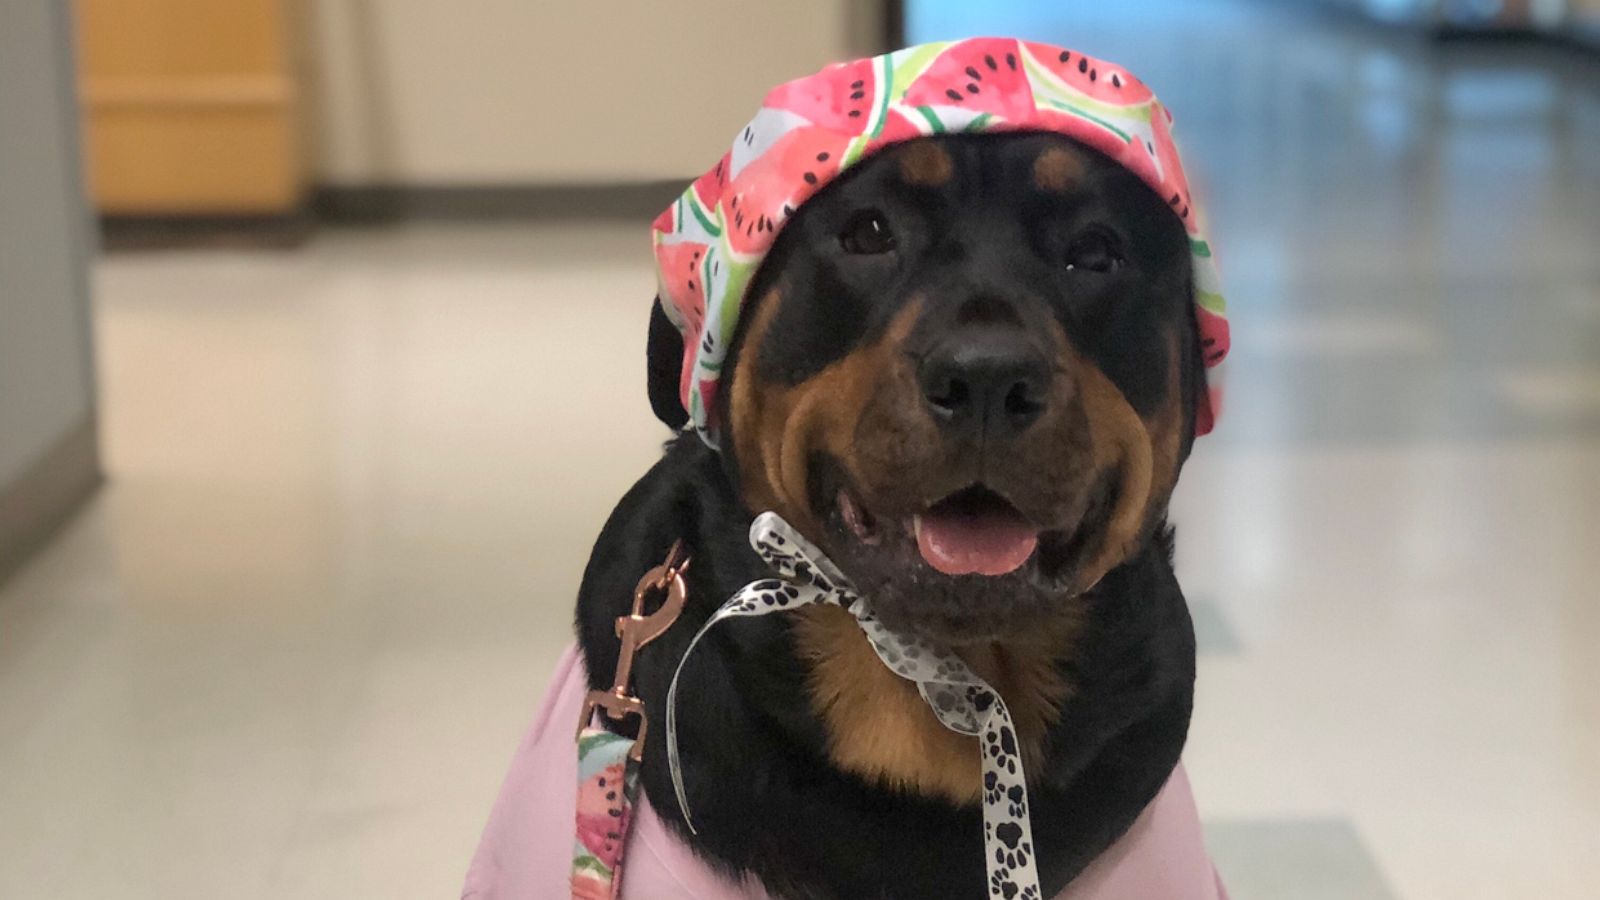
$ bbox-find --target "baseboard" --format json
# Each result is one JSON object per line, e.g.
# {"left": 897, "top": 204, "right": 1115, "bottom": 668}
{"left": 0, "top": 415, "right": 103, "bottom": 588}
{"left": 311, "top": 182, "right": 685, "bottom": 224}
{"left": 97, "top": 183, "right": 694, "bottom": 237}
{"left": 100, "top": 209, "right": 316, "bottom": 251}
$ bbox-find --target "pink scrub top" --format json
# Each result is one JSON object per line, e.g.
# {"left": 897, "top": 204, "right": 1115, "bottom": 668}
{"left": 463, "top": 643, "right": 1229, "bottom": 900}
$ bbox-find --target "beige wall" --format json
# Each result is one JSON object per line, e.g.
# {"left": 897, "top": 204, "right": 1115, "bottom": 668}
{"left": 300, "top": 0, "right": 882, "bottom": 186}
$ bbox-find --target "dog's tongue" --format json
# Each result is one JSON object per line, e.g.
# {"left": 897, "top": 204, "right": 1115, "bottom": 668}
{"left": 914, "top": 502, "right": 1039, "bottom": 577}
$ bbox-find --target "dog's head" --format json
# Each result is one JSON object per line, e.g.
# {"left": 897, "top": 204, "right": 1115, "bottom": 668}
{"left": 649, "top": 132, "right": 1207, "bottom": 644}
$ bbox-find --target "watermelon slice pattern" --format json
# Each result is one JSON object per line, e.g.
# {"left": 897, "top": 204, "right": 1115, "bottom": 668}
{"left": 653, "top": 38, "right": 1230, "bottom": 440}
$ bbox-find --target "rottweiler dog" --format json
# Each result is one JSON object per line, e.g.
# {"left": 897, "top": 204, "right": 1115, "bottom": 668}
{"left": 577, "top": 131, "right": 1204, "bottom": 899}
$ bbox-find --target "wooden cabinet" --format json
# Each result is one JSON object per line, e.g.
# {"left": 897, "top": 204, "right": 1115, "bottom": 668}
{"left": 76, "top": 0, "right": 304, "bottom": 215}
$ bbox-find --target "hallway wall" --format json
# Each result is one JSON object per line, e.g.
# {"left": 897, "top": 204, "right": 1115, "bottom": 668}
{"left": 299, "top": 0, "right": 886, "bottom": 186}
{"left": 0, "top": 1, "right": 101, "bottom": 576}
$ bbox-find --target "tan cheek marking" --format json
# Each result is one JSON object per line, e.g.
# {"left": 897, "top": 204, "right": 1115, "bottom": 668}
{"left": 1033, "top": 146, "right": 1087, "bottom": 192}
{"left": 1069, "top": 349, "right": 1155, "bottom": 592}
{"left": 897, "top": 141, "right": 954, "bottom": 187}
{"left": 730, "top": 289, "right": 789, "bottom": 516}
{"left": 733, "top": 298, "right": 925, "bottom": 538}
{"left": 1142, "top": 331, "right": 1185, "bottom": 506}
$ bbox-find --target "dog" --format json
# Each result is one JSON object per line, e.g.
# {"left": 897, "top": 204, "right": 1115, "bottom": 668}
{"left": 465, "top": 38, "right": 1229, "bottom": 900}
{"left": 575, "top": 131, "right": 1205, "bottom": 900}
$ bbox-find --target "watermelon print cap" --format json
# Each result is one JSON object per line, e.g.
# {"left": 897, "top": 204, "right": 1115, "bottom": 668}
{"left": 652, "top": 37, "right": 1230, "bottom": 442}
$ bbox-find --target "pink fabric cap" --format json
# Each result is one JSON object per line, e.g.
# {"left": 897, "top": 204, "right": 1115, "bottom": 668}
{"left": 651, "top": 37, "right": 1231, "bottom": 441}
{"left": 462, "top": 643, "right": 1229, "bottom": 900}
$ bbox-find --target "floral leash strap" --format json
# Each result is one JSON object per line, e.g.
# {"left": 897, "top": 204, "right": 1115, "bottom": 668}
{"left": 667, "top": 512, "right": 1043, "bottom": 900}
{"left": 571, "top": 728, "right": 642, "bottom": 899}
{"left": 572, "top": 544, "right": 689, "bottom": 899}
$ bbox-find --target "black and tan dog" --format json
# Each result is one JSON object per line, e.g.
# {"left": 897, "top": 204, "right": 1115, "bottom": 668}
{"left": 573, "top": 130, "right": 1206, "bottom": 899}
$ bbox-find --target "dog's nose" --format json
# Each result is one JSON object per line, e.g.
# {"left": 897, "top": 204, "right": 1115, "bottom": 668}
{"left": 918, "top": 327, "right": 1051, "bottom": 439}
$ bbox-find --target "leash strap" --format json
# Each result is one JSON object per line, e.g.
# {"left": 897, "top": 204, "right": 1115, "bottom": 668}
{"left": 666, "top": 512, "right": 1044, "bottom": 900}
{"left": 571, "top": 727, "right": 643, "bottom": 899}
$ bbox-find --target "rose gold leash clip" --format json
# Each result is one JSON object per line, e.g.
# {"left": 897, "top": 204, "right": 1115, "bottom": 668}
{"left": 576, "top": 541, "right": 690, "bottom": 762}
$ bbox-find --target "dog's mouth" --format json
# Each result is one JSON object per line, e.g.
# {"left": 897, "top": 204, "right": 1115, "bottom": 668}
{"left": 817, "top": 458, "right": 1117, "bottom": 632}
{"left": 844, "top": 485, "right": 1040, "bottom": 577}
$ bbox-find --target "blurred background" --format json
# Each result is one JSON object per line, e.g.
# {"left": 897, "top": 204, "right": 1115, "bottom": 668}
{"left": 1, "top": 1, "right": 1597, "bottom": 898}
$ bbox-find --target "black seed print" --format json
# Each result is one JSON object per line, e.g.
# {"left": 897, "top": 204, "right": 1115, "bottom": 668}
{"left": 782, "top": 204, "right": 794, "bottom": 216}
{"left": 1005, "top": 52, "right": 1016, "bottom": 70}
{"left": 966, "top": 65, "right": 982, "bottom": 80}
{"left": 816, "top": 151, "right": 830, "bottom": 161}
{"left": 1170, "top": 193, "right": 1182, "bottom": 206}
{"left": 1089, "top": 68, "right": 1098, "bottom": 81}
{"left": 1111, "top": 73, "right": 1123, "bottom": 88}
{"left": 1078, "top": 57, "right": 1088, "bottom": 74}
{"left": 687, "top": 280, "right": 695, "bottom": 291}
{"left": 1058, "top": 50, "right": 1070, "bottom": 63}
{"left": 984, "top": 54, "right": 997, "bottom": 70}
{"left": 945, "top": 89, "right": 964, "bottom": 102}
{"left": 850, "top": 79, "right": 864, "bottom": 89}
{"left": 966, "top": 83, "right": 979, "bottom": 94}
{"left": 850, "top": 90, "right": 864, "bottom": 100}
{"left": 847, "top": 109, "right": 861, "bottom": 117}
{"left": 804, "top": 172, "right": 818, "bottom": 185}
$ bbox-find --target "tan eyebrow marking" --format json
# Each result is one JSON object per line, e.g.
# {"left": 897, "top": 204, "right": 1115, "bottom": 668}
{"left": 1033, "top": 146, "right": 1087, "bottom": 192}
{"left": 896, "top": 141, "right": 954, "bottom": 187}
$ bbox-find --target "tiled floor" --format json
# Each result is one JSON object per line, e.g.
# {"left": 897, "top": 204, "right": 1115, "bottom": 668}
{"left": 2, "top": 2, "right": 1598, "bottom": 898}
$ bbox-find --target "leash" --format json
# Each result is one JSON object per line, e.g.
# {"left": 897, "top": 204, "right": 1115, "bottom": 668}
{"left": 570, "top": 542, "right": 688, "bottom": 900}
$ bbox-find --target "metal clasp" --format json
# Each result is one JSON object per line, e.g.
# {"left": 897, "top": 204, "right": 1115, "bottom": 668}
{"left": 576, "top": 541, "right": 689, "bottom": 762}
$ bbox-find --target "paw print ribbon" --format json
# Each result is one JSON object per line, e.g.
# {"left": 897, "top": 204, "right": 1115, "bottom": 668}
{"left": 667, "top": 512, "right": 1043, "bottom": 900}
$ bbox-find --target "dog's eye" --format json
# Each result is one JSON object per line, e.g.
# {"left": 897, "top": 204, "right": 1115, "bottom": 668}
{"left": 839, "top": 210, "right": 896, "bottom": 255}
{"left": 1064, "top": 229, "right": 1125, "bottom": 273}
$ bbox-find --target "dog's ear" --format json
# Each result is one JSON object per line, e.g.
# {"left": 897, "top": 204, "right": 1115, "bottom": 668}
{"left": 647, "top": 297, "right": 690, "bottom": 430}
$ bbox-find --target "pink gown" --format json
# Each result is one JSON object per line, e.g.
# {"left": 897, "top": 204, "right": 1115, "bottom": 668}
{"left": 463, "top": 644, "right": 1229, "bottom": 900}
